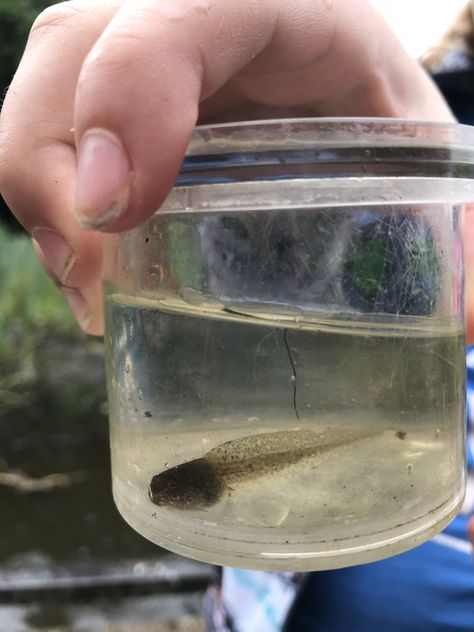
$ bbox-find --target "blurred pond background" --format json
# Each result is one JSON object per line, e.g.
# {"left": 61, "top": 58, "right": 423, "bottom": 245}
{"left": 0, "top": 2, "right": 211, "bottom": 630}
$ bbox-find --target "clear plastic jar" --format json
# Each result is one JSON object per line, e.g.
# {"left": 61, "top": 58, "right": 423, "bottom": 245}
{"left": 103, "top": 119, "right": 474, "bottom": 571}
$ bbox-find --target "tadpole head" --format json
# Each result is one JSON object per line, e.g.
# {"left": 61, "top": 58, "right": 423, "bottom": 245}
{"left": 149, "top": 458, "right": 224, "bottom": 510}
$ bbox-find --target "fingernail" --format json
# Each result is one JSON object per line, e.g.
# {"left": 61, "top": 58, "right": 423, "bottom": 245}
{"left": 75, "top": 128, "right": 131, "bottom": 230}
{"left": 32, "top": 228, "right": 76, "bottom": 286}
{"left": 61, "top": 288, "right": 91, "bottom": 330}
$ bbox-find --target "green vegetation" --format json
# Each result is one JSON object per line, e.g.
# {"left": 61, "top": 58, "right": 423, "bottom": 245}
{"left": 0, "top": 225, "right": 105, "bottom": 420}
{"left": 343, "top": 240, "right": 386, "bottom": 300}
{"left": 0, "top": 225, "right": 76, "bottom": 343}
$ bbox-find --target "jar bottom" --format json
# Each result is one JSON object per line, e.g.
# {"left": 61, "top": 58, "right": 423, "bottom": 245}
{"left": 113, "top": 479, "right": 464, "bottom": 572}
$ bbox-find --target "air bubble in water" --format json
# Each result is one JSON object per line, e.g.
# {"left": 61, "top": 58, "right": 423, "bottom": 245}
{"left": 254, "top": 498, "right": 290, "bottom": 527}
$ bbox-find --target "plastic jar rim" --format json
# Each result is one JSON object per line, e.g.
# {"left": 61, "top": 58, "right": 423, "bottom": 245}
{"left": 185, "top": 117, "right": 474, "bottom": 157}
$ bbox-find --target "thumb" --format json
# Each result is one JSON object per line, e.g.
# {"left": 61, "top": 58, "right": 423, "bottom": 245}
{"left": 73, "top": 0, "right": 272, "bottom": 232}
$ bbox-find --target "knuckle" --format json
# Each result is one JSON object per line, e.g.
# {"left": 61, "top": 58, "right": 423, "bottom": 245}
{"left": 29, "top": 1, "right": 84, "bottom": 40}
{"left": 81, "top": 0, "right": 211, "bottom": 77}
{"left": 125, "top": 0, "right": 212, "bottom": 24}
{"left": 79, "top": 31, "right": 144, "bottom": 81}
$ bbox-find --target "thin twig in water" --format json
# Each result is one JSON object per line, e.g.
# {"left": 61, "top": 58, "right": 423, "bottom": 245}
{"left": 283, "top": 328, "right": 300, "bottom": 421}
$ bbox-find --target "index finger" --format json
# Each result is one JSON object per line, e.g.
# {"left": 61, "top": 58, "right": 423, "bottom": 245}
{"left": 0, "top": 1, "right": 123, "bottom": 334}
